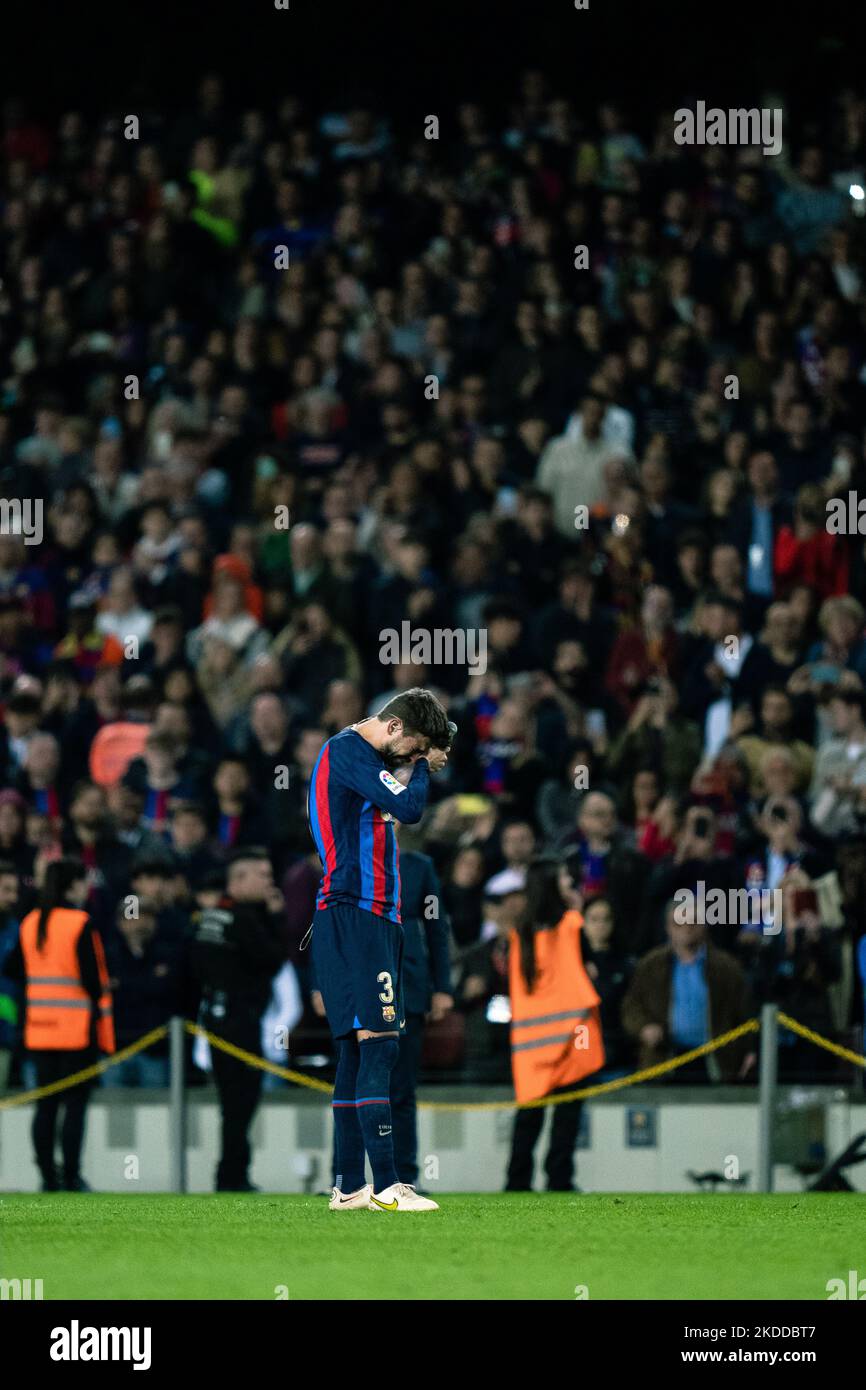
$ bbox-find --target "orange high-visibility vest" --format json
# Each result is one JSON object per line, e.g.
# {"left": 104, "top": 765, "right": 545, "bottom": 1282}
{"left": 509, "top": 909, "right": 605, "bottom": 1104}
{"left": 19, "top": 908, "right": 115, "bottom": 1053}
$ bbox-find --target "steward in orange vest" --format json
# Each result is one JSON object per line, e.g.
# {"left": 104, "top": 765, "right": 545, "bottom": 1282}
{"left": 5, "top": 858, "right": 116, "bottom": 1190}
{"left": 19, "top": 905, "right": 115, "bottom": 1053}
{"left": 509, "top": 907, "right": 605, "bottom": 1104}
{"left": 505, "top": 860, "right": 606, "bottom": 1192}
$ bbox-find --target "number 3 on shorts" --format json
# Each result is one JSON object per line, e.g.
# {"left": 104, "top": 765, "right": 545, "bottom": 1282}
{"left": 377, "top": 971, "right": 394, "bottom": 1004}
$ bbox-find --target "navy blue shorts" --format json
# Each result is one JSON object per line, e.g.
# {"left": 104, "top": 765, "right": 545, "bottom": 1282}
{"left": 311, "top": 903, "right": 405, "bottom": 1039}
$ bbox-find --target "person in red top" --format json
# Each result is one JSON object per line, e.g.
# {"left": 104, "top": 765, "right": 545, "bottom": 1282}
{"left": 774, "top": 484, "right": 850, "bottom": 600}
{"left": 605, "top": 585, "right": 679, "bottom": 717}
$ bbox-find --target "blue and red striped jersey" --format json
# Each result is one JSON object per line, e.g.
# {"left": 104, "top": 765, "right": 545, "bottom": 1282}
{"left": 307, "top": 727, "right": 430, "bottom": 924}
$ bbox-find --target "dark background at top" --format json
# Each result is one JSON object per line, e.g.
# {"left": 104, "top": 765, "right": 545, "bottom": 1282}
{"left": 3, "top": 0, "right": 866, "bottom": 134}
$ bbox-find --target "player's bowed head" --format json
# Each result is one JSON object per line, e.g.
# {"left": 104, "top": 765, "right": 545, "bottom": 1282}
{"left": 356, "top": 687, "right": 456, "bottom": 776}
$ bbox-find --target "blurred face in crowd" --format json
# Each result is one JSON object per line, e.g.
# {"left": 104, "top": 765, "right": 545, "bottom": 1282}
{"left": 203, "top": 636, "right": 236, "bottom": 677}
{"left": 228, "top": 855, "right": 273, "bottom": 903}
{"left": 828, "top": 695, "right": 866, "bottom": 739}
{"left": 108, "top": 784, "right": 145, "bottom": 830}
{"left": 632, "top": 770, "right": 659, "bottom": 814}
{"left": 295, "top": 728, "right": 326, "bottom": 776}
{"left": 496, "top": 889, "right": 527, "bottom": 933}
{"left": 760, "top": 751, "right": 797, "bottom": 798}
{"left": 6, "top": 699, "right": 40, "bottom": 739}
{"left": 120, "top": 909, "right": 157, "bottom": 954}
{"left": 822, "top": 603, "right": 861, "bottom": 650}
{"left": 763, "top": 603, "right": 797, "bottom": 652}
{"left": 580, "top": 396, "right": 605, "bottom": 438}
{"left": 666, "top": 902, "right": 706, "bottom": 956}
{"left": 323, "top": 680, "right": 363, "bottom": 729}
{"left": 214, "top": 761, "right": 250, "bottom": 801}
{"left": 641, "top": 585, "right": 672, "bottom": 631}
{"left": 25, "top": 733, "right": 60, "bottom": 784}
{"left": 761, "top": 689, "right": 793, "bottom": 736}
{"left": 0, "top": 870, "right": 19, "bottom": 912}
{"left": 677, "top": 541, "right": 704, "bottom": 587}
{"left": 107, "top": 568, "right": 137, "bottom": 611}
{"left": 71, "top": 785, "right": 107, "bottom": 831}
{"left": 250, "top": 693, "right": 287, "bottom": 745}
{"left": 700, "top": 599, "right": 737, "bottom": 642}
{"left": 553, "top": 640, "right": 587, "bottom": 684}
{"left": 154, "top": 703, "right": 191, "bottom": 745}
{"left": 160, "top": 670, "right": 193, "bottom": 708}
{"left": 707, "top": 469, "right": 737, "bottom": 514}
{"left": 65, "top": 876, "right": 90, "bottom": 908}
{"left": 710, "top": 544, "right": 742, "bottom": 590}
{"left": 451, "top": 846, "right": 485, "bottom": 888}
{"left": 132, "top": 871, "right": 172, "bottom": 909}
{"left": 501, "top": 822, "right": 535, "bottom": 868}
{"left": 747, "top": 451, "right": 778, "bottom": 498}
{"left": 486, "top": 613, "right": 522, "bottom": 655}
{"left": 290, "top": 525, "right": 321, "bottom": 571}
{"left": 582, "top": 897, "right": 614, "bottom": 949}
{"left": 247, "top": 655, "right": 282, "bottom": 694}
{"left": 579, "top": 793, "right": 615, "bottom": 846}
{"left": 171, "top": 808, "right": 207, "bottom": 851}
{"left": 212, "top": 577, "right": 245, "bottom": 620}
{"left": 144, "top": 734, "right": 179, "bottom": 779}
{"left": 141, "top": 505, "right": 172, "bottom": 544}
{"left": 152, "top": 618, "right": 184, "bottom": 662}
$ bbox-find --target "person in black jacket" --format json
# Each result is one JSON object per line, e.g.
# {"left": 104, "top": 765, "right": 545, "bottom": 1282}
{"left": 189, "top": 846, "right": 287, "bottom": 1191}
{"left": 103, "top": 898, "right": 183, "bottom": 1086}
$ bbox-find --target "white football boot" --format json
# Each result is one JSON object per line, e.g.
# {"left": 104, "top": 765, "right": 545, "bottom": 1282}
{"left": 329, "top": 1183, "right": 374, "bottom": 1210}
{"left": 369, "top": 1182, "right": 439, "bottom": 1212}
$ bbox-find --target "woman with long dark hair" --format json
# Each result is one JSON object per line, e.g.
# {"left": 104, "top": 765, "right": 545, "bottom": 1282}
{"left": 7, "top": 856, "right": 115, "bottom": 1190}
{"left": 505, "top": 857, "right": 604, "bottom": 1192}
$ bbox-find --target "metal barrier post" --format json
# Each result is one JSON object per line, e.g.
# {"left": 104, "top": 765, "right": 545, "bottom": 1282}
{"left": 169, "top": 1016, "right": 187, "bottom": 1194}
{"left": 757, "top": 1003, "right": 778, "bottom": 1193}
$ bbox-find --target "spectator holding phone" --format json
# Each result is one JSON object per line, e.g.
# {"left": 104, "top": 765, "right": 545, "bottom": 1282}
{"left": 750, "top": 866, "right": 842, "bottom": 1079}
{"left": 809, "top": 688, "right": 866, "bottom": 837}
{"left": 607, "top": 674, "right": 701, "bottom": 798}
{"left": 735, "top": 685, "right": 814, "bottom": 796}
{"left": 800, "top": 597, "right": 866, "bottom": 689}
{"left": 642, "top": 805, "right": 736, "bottom": 952}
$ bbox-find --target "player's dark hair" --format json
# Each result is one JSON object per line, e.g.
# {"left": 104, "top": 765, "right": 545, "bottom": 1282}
{"left": 36, "top": 857, "right": 87, "bottom": 951}
{"left": 517, "top": 857, "right": 566, "bottom": 992}
{"left": 376, "top": 688, "right": 452, "bottom": 748}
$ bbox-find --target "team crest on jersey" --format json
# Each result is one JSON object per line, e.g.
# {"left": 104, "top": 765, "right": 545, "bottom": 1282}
{"left": 382, "top": 1005, "right": 396, "bottom": 1022}
{"left": 379, "top": 769, "right": 406, "bottom": 795}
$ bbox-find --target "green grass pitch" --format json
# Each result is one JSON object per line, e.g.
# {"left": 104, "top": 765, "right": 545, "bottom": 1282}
{"left": 1, "top": 1193, "right": 863, "bottom": 1300}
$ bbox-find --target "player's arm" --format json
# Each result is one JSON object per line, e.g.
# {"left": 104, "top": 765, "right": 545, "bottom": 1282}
{"left": 338, "top": 741, "right": 431, "bottom": 823}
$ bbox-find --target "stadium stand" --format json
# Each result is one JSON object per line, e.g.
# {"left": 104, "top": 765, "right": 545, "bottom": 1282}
{"left": 0, "top": 72, "right": 865, "bottom": 1095}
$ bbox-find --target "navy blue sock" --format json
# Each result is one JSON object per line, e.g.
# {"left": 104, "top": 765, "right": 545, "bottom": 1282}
{"left": 332, "top": 1038, "right": 366, "bottom": 1193}
{"left": 356, "top": 1036, "right": 400, "bottom": 1191}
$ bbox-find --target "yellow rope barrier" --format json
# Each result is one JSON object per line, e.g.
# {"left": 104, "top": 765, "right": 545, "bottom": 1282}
{"left": 185, "top": 1021, "right": 334, "bottom": 1094}
{"left": 777, "top": 1012, "right": 866, "bottom": 1071}
{"left": 0, "top": 1025, "right": 169, "bottom": 1110}
{"left": 0, "top": 1012, "right": 860, "bottom": 1113}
